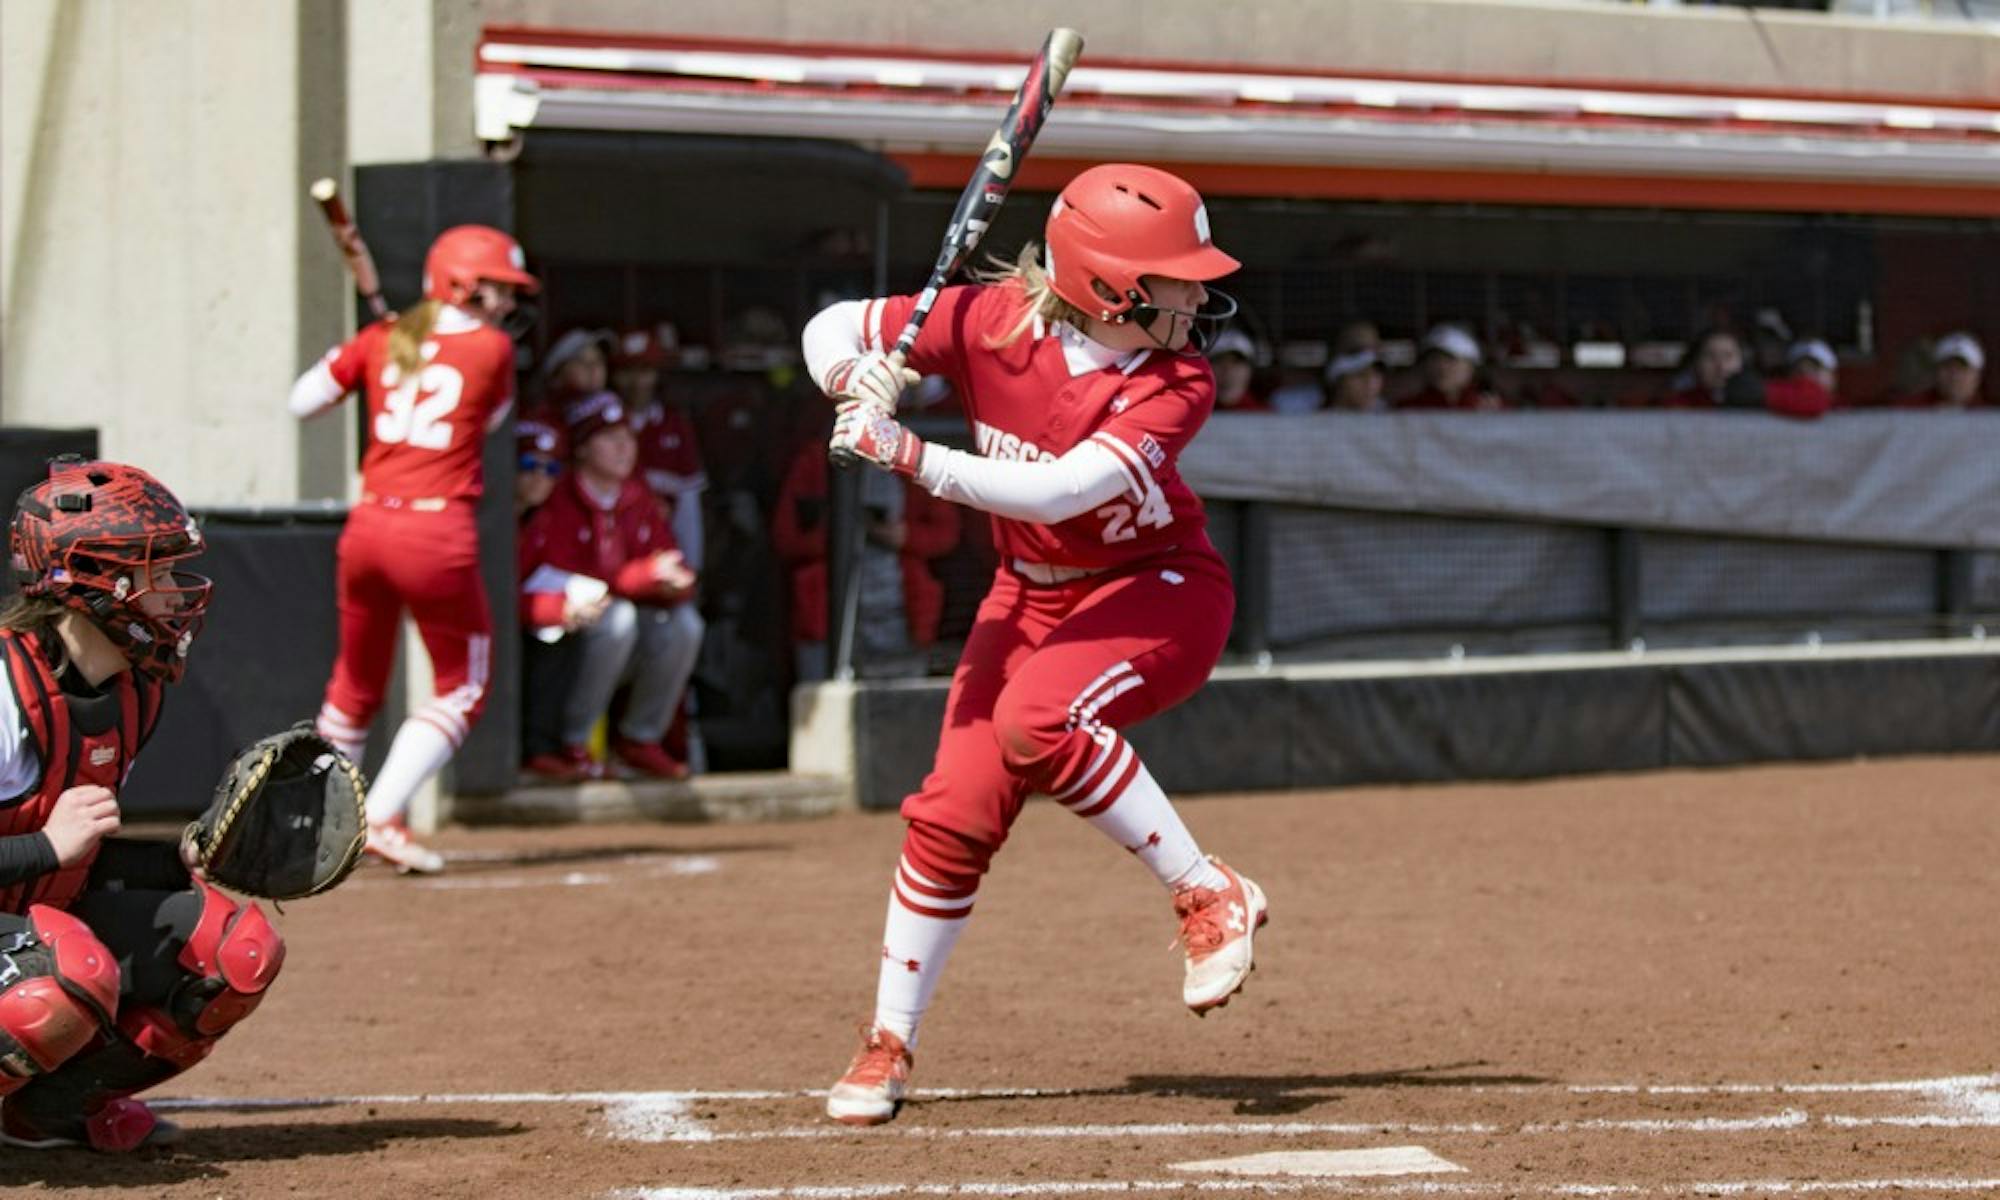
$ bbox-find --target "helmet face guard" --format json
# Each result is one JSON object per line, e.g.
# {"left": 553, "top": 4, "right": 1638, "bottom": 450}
{"left": 10, "top": 459, "right": 212, "bottom": 682}
{"left": 1127, "top": 286, "right": 1242, "bottom": 357}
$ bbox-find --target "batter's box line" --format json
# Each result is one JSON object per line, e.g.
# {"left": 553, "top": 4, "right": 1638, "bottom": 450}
{"left": 601, "top": 1177, "right": 2000, "bottom": 1198}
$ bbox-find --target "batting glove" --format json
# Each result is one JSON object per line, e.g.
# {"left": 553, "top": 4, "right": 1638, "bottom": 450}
{"left": 831, "top": 401, "right": 926, "bottom": 478}
{"left": 822, "top": 352, "right": 919, "bottom": 413}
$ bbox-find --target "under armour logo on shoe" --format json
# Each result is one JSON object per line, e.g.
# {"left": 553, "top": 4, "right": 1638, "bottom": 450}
{"left": 881, "top": 946, "right": 921, "bottom": 973}
{"left": 1226, "top": 901, "right": 1247, "bottom": 934}
{"left": 1124, "top": 831, "right": 1162, "bottom": 855}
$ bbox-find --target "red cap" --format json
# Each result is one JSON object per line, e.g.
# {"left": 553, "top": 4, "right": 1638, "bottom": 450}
{"left": 516, "top": 412, "right": 568, "bottom": 461}
{"left": 562, "top": 390, "right": 630, "bottom": 449}
{"left": 612, "top": 323, "right": 679, "bottom": 369}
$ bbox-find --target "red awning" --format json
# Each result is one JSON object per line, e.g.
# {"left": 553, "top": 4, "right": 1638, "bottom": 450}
{"left": 475, "top": 27, "right": 2000, "bottom": 217}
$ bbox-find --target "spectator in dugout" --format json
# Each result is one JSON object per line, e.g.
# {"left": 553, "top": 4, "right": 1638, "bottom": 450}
{"left": 541, "top": 326, "right": 613, "bottom": 409}
{"left": 1396, "top": 324, "right": 1505, "bottom": 410}
{"left": 772, "top": 419, "right": 961, "bottom": 683}
{"left": 1897, "top": 332, "right": 1987, "bottom": 409}
{"left": 1324, "top": 346, "right": 1387, "bottom": 412}
{"left": 1205, "top": 330, "right": 1270, "bottom": 412}
{"left": 1766, "top": 338, "right": 1839, "bottom": 419}
{"left": 1662, "top": 326, "right": 1836, "bottom": 418}
{"left": 513, "top": 414, "right": 608, "bottom": 776}
{"left": 610, "top": 324, "right": 708, "bottom": 569}
{"left": 516, "top": 391, "right": 704, "bottom": 781}
{"left": 1659, "top": 328, "right": 1764, "bottom": 410}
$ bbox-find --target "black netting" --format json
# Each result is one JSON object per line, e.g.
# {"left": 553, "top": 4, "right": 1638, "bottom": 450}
{"left": 1638, "top": 534, "right": 1932, "bottom": 622}
{"left": 1265, "top": 507, "right": 1607, "bottom": 645}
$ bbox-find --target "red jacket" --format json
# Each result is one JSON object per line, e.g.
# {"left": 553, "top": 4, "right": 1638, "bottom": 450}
{"left": 518, "top": 473, "right": 690, "bottom": 628}
{"left": 1664, "top": 377, "right": 1833, "bottom": 418}
{"left": 771, "top": 447, "right": 960, "bottom": 646}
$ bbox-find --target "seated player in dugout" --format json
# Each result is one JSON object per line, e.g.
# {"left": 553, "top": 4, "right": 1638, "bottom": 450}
{"left": 772, "top": 416, "right": 962, "bottom": 683}
{"left": 1896, "top": 332, "right": 1987, "bottom": 409}
{"left": 802, "top": 162, "right": 1270, "bottom": 1126}
{"left": 1396, "top": 323, "right": 1506, "bottom": 410}
{"left": 0, "top": 458, "right": 282, "bottom": 1151}
{"left": 290, "top": 224, "right": 539, "bottom": 875}
{"left": 515, "top": 391, "right": 704, "bottom": 782}
{"left": 1204, "top": 329, "right": 1270, "bottom": 412}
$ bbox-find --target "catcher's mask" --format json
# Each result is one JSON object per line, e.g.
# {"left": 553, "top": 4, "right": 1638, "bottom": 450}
{"left": 9, "top": 456, "right": 212, "bottom": 682}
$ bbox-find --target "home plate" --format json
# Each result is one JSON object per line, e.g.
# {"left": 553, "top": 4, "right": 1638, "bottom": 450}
{"left": 1169, "top": 1146, "right": 1466, "bottom": 1178}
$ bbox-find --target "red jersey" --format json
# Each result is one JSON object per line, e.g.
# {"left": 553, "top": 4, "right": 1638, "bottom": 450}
{"left": 320, "top": 310, "right": 517, "bottom": 502}
{"left": 519, "top": 473, "right": 687, "bottom": 606}
{"left": 860, "top": 281, "right": 1214, "bottom": 570}
{"left": 634, "top": 404, "right": 707, "bottom": 508}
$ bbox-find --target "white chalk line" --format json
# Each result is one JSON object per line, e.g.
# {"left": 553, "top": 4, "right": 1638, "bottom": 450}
{"left": 147, "top": 1073, "right": 2000, "bottom": 1145}
{"left": 345, "top": 853, "right": 721, "bottom": 892}
{"left": 607, "top": 1180, "right": 2000, "bottom": 1198}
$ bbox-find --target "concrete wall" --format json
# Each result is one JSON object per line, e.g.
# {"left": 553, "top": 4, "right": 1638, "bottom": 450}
{"left": 0, "top": 0, "right": 348, "bottom": 507}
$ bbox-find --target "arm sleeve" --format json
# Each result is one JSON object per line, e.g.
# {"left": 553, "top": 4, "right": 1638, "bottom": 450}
{"left": 287, "top": 358, "right": 347, "bottom": 419}
{"left": 801, "top": 287, "right": 987, "bottom": 394}
{"left": 289, "top": 328, "right": 375, "bottom": 419}
{"left": 0, "top": 832, "right": 59, "bottom": 890}
{"left": 913, "top": 438, "right": 1133, "bottom": 525}
{"left": 84, "top": 837, "right": 192, "bottom": 893}
{"left": 802, "top": 301, "right": 869, "bottom": 395}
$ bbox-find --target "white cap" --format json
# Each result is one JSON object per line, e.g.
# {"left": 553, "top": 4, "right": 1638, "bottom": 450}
{"left": 1787, "top": 338, "right": 1836, "bottom": 372}
{"left": 1324, "top": 348, "right": 1383, "bottom": 385}
{"left": 1207, "top": 329, "right": 1259, "bottom": 363}
{"left": 542, "top": 328, "right": 613, "bottom": 380}
{"left": 1934, "top": 332, "right": 1985, "bottom": 371}
{"left": 1420, "top": 324, "right": 1482, "bottom": 364}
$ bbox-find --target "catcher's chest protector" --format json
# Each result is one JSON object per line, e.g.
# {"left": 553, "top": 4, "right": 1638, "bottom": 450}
{"left": 0, "top": 630, "right": 159, "bottom": 914}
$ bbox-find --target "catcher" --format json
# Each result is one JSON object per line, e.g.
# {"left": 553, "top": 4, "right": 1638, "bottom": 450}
{"left": 0, "top": 458, "right": 363, "bottom": 1152}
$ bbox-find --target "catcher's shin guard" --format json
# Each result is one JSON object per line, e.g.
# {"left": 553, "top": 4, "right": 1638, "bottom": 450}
{"left": 120, "top": 880, "right": 284, "bottom": 1070}
{"left": 0, "top": 907, "right": 120, "bottom": 1095}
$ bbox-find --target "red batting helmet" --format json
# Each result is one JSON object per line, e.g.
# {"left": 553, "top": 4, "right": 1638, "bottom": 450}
{"left": 9, "top": 457, "right": 213, "bottom": 682}
{"left": 1043, "top": 164, "right": 1240, "bottom": 322}
{"left": 423, "top": 225, "right": 540, "bottom": 306}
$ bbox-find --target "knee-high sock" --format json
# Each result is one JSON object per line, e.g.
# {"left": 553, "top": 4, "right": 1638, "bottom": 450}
{"left": 872, "top": 856, "right": 975, "bottom": 1050}
{"left": 1055, "top": 731, "right": 1228, "bottom": 893}
{"left": 316, "top": 703, "right": 368, "bottom": 765}
{"left": 364, "top": 718, "right": 455, "bottom": 826}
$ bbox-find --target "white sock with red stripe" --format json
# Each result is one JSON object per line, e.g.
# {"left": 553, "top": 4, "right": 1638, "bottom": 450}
{"left": 364, "top": 717, "right": 455, "bottom": 827}
{"left": 316, "top": 704, "right": 368, "bottom": 765}
{"left": 1059, "top": 731, "right": 1227, "bottom": 893}
{"left": 872, "top": 857, "right": 975, "bottom": 1049}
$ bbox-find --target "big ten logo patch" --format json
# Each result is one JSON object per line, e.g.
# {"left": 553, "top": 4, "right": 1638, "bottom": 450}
{"left": 1137, "top": 435, "right": 1166, "bottom": 470}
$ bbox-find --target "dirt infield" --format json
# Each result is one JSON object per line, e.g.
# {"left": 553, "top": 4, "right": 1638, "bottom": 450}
{"left": 7, "top": 756, "right": 1997, "bottom": 1196}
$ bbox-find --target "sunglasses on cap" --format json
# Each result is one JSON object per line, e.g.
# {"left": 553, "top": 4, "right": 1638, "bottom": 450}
{"left": 518, "top": 455, "right": 562, "bottom": 477}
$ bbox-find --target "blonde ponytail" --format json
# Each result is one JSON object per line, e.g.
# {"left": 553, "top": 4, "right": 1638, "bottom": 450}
{"left": 970, "top": 242, "right": 1089, "bottom": 349}
{"left": 386, "top": 299, "right": 443, "bottom": 379}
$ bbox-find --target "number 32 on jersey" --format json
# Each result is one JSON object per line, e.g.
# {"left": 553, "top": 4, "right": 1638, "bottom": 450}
{"left": 375, "top": 348, "right": 464, "bottom": 451}
{"left": 1096, "top": 480, "right": 1173, "bottom": 543}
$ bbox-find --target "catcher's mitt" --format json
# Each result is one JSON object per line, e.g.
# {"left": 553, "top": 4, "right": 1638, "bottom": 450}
{"left": 183, "top": 723, "right": 367, "bottom": 900}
